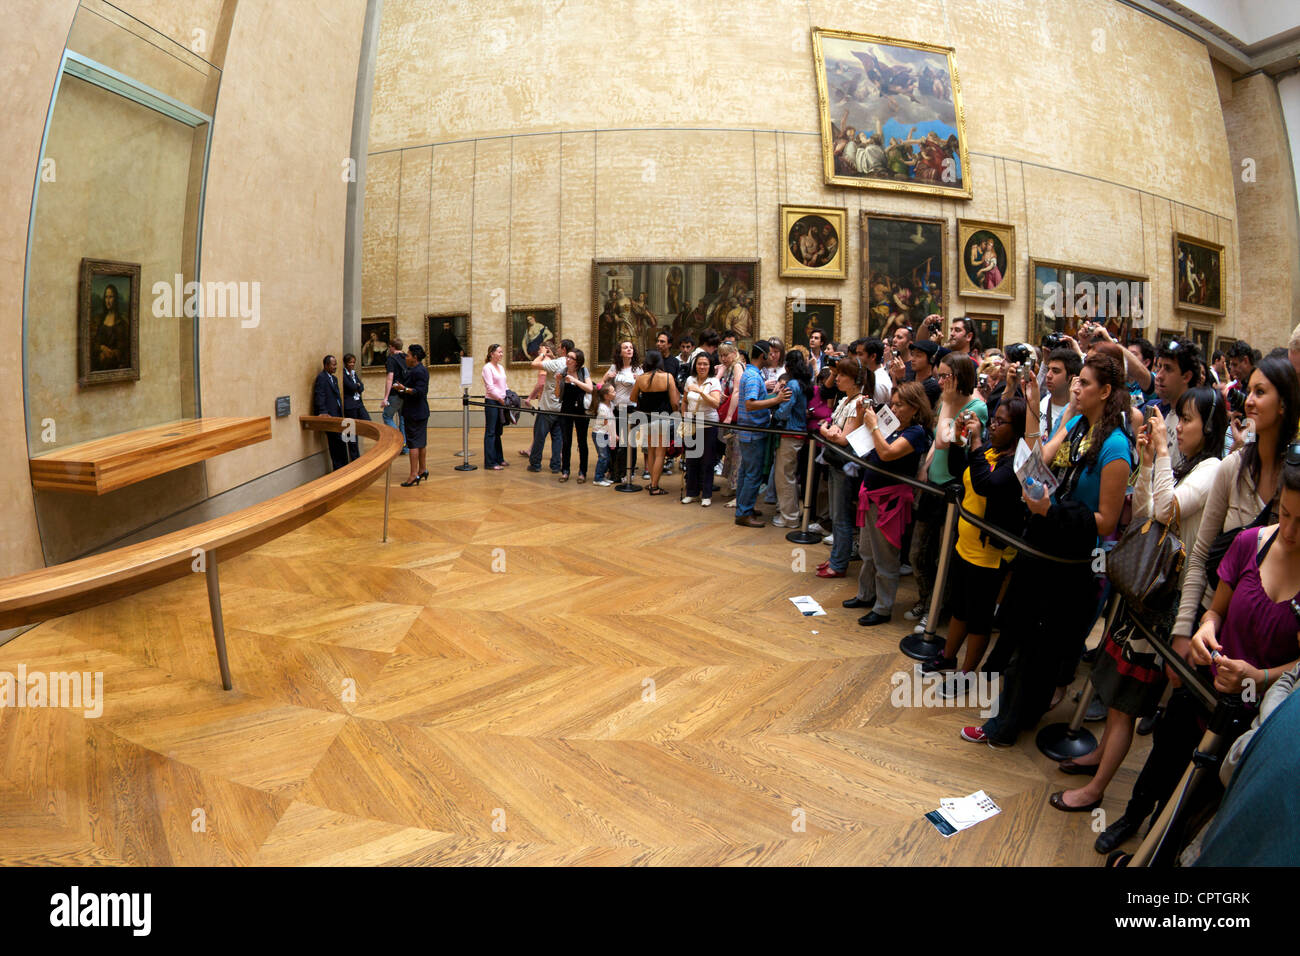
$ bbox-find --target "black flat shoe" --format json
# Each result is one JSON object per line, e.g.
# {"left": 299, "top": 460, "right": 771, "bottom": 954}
{"left": 1049, "top": 791, "right": 1102, "bottom": 813}
{"left": 921, "top": 655, "right": 958, "bottom": 673}
{"left": 1094, "top": 814, "right": 1142, "bottom": 854}
{"left": 858, "top": 612, "right": 891, "bottom": 627}
{"left": 842, "top": 597, "right": 874, "bottom": 609}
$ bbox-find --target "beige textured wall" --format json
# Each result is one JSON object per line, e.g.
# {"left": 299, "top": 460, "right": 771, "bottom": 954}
{"left": 1221, "top": 71, "right": 1300, "bottom": 348}
{"left": 364, "top": 0, "right": 1249, "bottom": 405}
{"left": 0, "top": 0, "right": 78, "bottom": 577}
{"left": 4, "top": 0, "right": 368, "bottom": 570}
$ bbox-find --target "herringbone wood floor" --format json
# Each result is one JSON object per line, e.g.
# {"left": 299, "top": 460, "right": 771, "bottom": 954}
{"left": 0, "top": 429, "right": 1148, "bottom": 865}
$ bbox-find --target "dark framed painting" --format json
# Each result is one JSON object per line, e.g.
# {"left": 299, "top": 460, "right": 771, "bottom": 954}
{"left": 78, "top": 258, "right": 140, "bottom": 387}
{"left": 965, "top": 312, "right": 1004, "bottom": 353}
{"left": 861, "top": 211, "right": 947, "bottom": 341}
{"left": 785, "top": 297, "right": 840, "bottom": 351}
{"left": 1029, "top": 258, "right": 1148, "bottom": 348}
{"left": 590, "top": 259, "right": 759, "bottom": 369}
{"left": 1174, "top": 233, "right": 1224, "bottom": 316}
{"left": 957, "top": 219, "right": 1015, "bottom": 300}
{"left": 780, "top": 205, "right": 847, "bottom": 279}
{"left": 812, "top": 28, "right": 971, "bottom": 198}
{"left": 425, "top": 312, "right": 469, "bottom": 367}
{"left": 1189, "top": 326, "right": 1212, "bottom": 361}
{"left": 1156, "top": 328, "right": 1182, "bottom": 350}
{"left": 359, "top": 317, "right": 394, "bottom": 372}
{"left": 1215, "top": 336, "right": 1236, "bottom": 357}
{"left": 509, "top": 305, "right": 560, "bottom": 367}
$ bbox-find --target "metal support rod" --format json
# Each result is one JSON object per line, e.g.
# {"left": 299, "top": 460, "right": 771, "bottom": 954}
{"left": 899, "top": 498, "right": 957, "bottom": 660}
{"left": 383, "top": 467, "right": 391, "bottom": 543}
{"left": 786, "top": 437, "right": 821, "bottom": 544}
{"left": 455, "top": 387, "right": 477, "bottom": 471}
{"left": 1127, "top": 725, "right": 1226, "bottom": 867}
{"left": 204, "top": 553, "right": 233, "bottom": 691}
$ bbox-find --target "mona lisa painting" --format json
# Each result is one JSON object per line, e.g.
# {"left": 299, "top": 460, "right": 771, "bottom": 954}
{"left": 78, "top": 258, "right": 141, "bottom": 387}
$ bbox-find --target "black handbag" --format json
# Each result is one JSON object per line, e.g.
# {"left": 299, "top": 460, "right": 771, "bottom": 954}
{"left": 1205, "top": 500, "right": 1273, "bottom": 590}
{"left": 1107, "top": 501, "right": 1184, "bottom": 616}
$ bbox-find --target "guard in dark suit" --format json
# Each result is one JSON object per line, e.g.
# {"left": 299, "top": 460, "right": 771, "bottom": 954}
{"left": 312, "top": 354, "right": 349, "bottom": 470}
{"left": 341, "top": 353, "right": 371, "bottom": 462}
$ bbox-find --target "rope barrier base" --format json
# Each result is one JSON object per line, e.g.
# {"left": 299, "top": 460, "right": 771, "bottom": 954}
{"left": 454, "top": 462, "right": 478, "bottom": 472}
{"left": 899, "top": 633, "right": 945, "bottom": 661}
{"left": 1034, "top": 723, "right": 1098, "bottom": 761}
{"left": 784, "top": 529, "right": 821, "bottom": 545}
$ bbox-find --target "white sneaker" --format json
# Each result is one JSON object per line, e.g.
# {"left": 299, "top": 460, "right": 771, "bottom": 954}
{"left": 807, "top": 522, "right": 826, "bottom": 534}
{"left": 701, "top": 498, "right": 711, "bottom": 507}
{"left": 681, "top": 495, "right": 696, "bottom": 504}
{"left": 642, "top": 471, "right": 651, "bottom": 480}
{"left": 713, "top": 463, "right": 724, "bottom": 475}
{"left": 822, "top": 534, "right": 833, "bottom": 545}
{"left": 899, "top": 564, "right": 914, "bottom": 576}
{"left": 912, "top": 615, "right": 928, "bottom": 634}
{"left": 726, "top": 500, "right": 737, "bottom": 509}
{"left": 772, "top": 516, "right": 788, "bottom": 527}
{"left": 594, "top": 479, "right": 613, "bottom": 486}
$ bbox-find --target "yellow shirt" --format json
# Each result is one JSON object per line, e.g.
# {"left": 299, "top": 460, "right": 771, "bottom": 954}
{"left": 955, "top": 447, "right": 1017, "bottom": 569}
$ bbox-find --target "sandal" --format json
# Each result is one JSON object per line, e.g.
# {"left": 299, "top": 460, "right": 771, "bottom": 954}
{"left": 648, "top": 487, "right": 667, "bottom": 495}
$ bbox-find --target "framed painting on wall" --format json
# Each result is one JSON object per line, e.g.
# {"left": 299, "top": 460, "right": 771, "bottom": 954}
{"left": 811, "top": 28, "right": 971, "bottom": 198}
{"left": 78, "top": 258, "right": 141, "bottom": 387}
{"left": 359, "top": 317, "right": 394, "bottom": 371}
{"left": 426, "top": 312, "right": 469, "bottom": 366}
{"left": 1189, "top": 326, "right": 1213, "bottom": 361}
{"left": 1215, "top": 336, "right": 1236, "bottom": 357}
{"left": 785, "top": 297, "right": 840, "bottom": 351}
{"left": 590, "top": 260, "right": 759, "bottom": 368}
{"left": 1156, "top": 328, "right": 1182, "bottom": 350}
{"left": 965, "top": 313, "right": 1004, "bottom": 353}
{"left": 509, "top": 305, "right": 560, "bottom": 367}
{"left": 957, "top": 219, "right": 1015, "bottom": 300}
{"left": 779, "top": 205, "right": 847, "bottom": 279}
{"left": 861, "top": 211, "right": 947, "bottom": 341}
{"left": 1029, "top": 258, "right": 1148, "bottom": 348}
{"left": 1174, "top": 233, "right": 1224, "bottom": 316}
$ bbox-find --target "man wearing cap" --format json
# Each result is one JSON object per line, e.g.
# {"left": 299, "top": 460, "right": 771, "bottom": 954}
{"left": 734, "top": 340, "right": 790, "bottom": 527}
{"left": 909, "top": 339, "right": 942, "bottom": 408}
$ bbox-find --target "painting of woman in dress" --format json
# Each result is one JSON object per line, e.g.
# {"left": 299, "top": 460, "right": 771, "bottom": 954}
{"left": 957, "top": 221, "right": 1015, "bottom": 300}
{"left": 78, "top": 258, "right": 141, "bottom": 387}
{"left": 509, "top": 306, "right": 560, "bottom": 366}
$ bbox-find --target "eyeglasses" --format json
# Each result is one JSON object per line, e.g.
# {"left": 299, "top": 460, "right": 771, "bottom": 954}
{"left": 936, "top": 372, "right": 952, "bottom": 381}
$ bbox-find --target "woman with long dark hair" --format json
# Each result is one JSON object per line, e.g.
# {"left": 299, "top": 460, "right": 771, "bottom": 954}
{"left": 680, "top": 350, "right": 722, "bottom": 505}
{"left": 630, "top": 349, "right": 679, "bottom": 494}
{"left": 603, "top": 341, "right": 643, "bottom": 483}
{"left": 558, "top": 348, "right": 591, "bottom": 482}
{"left": 772, "top": 350, "right": 812, "bottom": 527}
{"left": 816, "top": 357, "right": 869, "bottom": 579}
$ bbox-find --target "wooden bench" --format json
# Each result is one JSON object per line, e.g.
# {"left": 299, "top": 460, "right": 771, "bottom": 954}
{"left": 0, "top": 417, "right": 401, "bottom": 689}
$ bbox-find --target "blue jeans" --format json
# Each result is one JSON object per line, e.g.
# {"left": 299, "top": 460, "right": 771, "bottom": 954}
{"left": 593, "top": 431, "right": 612, "bottom": 481}
{"left": 483, "top": 399, "right": 504, "bottom": 467}
{"left": 735, "top": 438, "right": 767, "bottom": 516}
{"left": 530, "top": 412, "right": 563, "bottom": 470}
{"left": 382, "top": 403, "right": 405, "bottom": 451}
{"left": 826, "top": 462, "right": 861, "bottom": 573}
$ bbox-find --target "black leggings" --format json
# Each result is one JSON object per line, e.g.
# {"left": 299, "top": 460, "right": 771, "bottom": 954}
{"left": 561, "top": 411, "right": 589, "bottom": 476}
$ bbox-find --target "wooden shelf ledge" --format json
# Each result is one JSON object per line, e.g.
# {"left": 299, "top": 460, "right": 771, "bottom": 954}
{"left": 30, "top": 417, "right": 272, "bottom": 495}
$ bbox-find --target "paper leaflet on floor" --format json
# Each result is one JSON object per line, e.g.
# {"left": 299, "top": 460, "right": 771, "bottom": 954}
{"left": 925, "top": 790, "right": 1001, "bottom": 837}
{"left": 790, "top": 595, "right": 826, "bottom": 616}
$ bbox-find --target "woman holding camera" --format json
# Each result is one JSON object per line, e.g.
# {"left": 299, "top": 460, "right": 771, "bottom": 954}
{"left": 816, "top": 358, "right": 869, "bottom": 578}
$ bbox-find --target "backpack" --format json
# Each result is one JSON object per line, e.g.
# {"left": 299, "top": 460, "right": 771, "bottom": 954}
{"left": 503, "top": 389, "right": 522, "bottom": 426}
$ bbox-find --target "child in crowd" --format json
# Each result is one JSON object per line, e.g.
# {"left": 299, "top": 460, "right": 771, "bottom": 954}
{"left": 591, "top": 384, "right": 617, "bottom": 486}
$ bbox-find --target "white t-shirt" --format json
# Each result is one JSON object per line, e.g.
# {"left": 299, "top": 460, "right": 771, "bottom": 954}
{"left": 593, "top": 401, "right": 614, "bottom": 435}
{"left": 872, "top": 366, "right": 892, "bottom": 406}
{"left": 608, "top": 364, "right": 642, "bottom": 406}
{"left": 538, "top": 357, "right": 568, "bottom": 413}
{"left": 684, "top": 375, "right": 722, "bottom": 423}
{"left": 1040, "top": 394, "right": 1069, "bottom": 440}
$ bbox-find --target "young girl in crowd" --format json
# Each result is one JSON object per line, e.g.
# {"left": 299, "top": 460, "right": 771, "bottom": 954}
{"left": 923, "top": 398, "right": 1026, "bottom": 676}
{"left": 680, "top": 351, "right": 722, "bottom": 506}
{"left": 816, "top": 357, "right": 869, "bottom": 578}
{"left": 1059, "top": 388, "right": 1227, "bottom": 823}
{"left": 848, "top": 380, "right": 933, "bottom": 625}
{"left": 591, "top": 383, "right": 617, "bottom": 486}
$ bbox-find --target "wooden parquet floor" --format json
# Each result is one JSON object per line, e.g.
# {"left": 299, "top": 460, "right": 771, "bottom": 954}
{"left": 0, "top": 428, "right": 1149, "bottom": 865}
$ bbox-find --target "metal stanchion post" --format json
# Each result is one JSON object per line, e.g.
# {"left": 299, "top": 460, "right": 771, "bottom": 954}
{"left": 616, "top": 405, "right": 643, "bottom": 493}
{"left": 1035, "top": 593, "right": 1124, "bottom": 759}
{"left": 900, "top": 493, "right": 958, "bottom": 661}
{"left": 382, "top": 468, "right": 391, "bottom": 543}
{"left": 455, "top": 388, "right": 477, "bottom": 472}
{"left": 204, "top": 552, "right": 233, "bottom": 691}
{"left": 786, "top": 435, "right": 821, "bottom": 545}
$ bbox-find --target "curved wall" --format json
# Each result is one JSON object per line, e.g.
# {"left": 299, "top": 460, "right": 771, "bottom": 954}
{"left": 363, "top": 0, "right": 1250, "bottom": 404}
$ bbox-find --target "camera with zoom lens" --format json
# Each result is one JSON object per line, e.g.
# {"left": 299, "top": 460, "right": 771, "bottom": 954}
{"left": 1227, "top": 386, "right": 1246, "bottom": 417}
{"left": 1005, "top": 342, "right": 1034, "bottom": 367}
{"left": 1041, "top": 332, "right": 1067, "bottom": 350}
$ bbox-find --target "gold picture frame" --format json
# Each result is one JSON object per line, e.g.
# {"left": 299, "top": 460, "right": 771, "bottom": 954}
{"left": 508, "top": 305, "right": 561, "bottom": 367}
{"left": 1174, "top": 233, "right": 1225, "bottom": 316}
{"left": 358, "top": 316, "right": 394, "bottom": 373}
{"left": 812, "top": 27, "right": 972, "bottom": 198}
{"left": 779, "top": 205, "right": 847, "bottom": 279}
{"left": 1029, "top": 258, "right": 1149, "bottom": 347}
{"left": 785, "top": 297, "right": 841, "bottom": 351}
{"left": 425, "top": 312, "right": 470, "bottom": 367}
{"left": 965, "top": 312, "right": 1005, "bottom": 352}
{"left": 957, "top": 219, "right": 1015, "bottom": 300}
{"left": 861, "top": 210, "right": 949, "bottom": 341}
{"left": 78, "top": 257, "right": 141, "bottom": 387}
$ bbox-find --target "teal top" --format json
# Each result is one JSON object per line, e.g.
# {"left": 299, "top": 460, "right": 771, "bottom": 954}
{"left": 929, "top": 397, "right": 988, "bottom": 485}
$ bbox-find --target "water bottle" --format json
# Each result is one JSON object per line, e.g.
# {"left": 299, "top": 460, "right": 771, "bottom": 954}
{"left": 1025, "top": 476, "right": 1044, "bottom": 500}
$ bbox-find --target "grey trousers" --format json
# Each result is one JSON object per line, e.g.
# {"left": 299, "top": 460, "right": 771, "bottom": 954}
{"left": 855, "top": 499, "right": 903, "bottom": 615}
